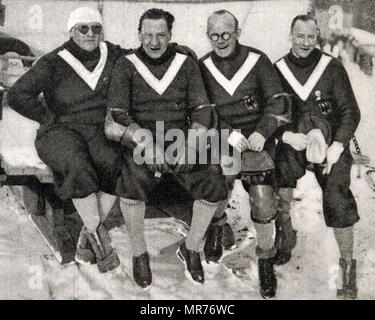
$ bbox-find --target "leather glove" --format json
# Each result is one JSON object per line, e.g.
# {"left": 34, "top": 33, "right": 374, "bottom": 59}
{"left": 247, "top": 131, "right": 266, "bottom": 152}
{"left": 143, "top": 142, "right": 170, "bottom": 174}
{"left": 282, "top": 131, "right": 310, "bottom": 151}
{"left": 169, "top": 138, "right": 196, "bottom": 173}
{"left": 104, "top": 112, "right": 127, "bottom": 142}
{"left": 174, "top": 147, "right": 198, "bottom": 173}
{"left": 322, "top": 141, "right": 344, "bottom": 175}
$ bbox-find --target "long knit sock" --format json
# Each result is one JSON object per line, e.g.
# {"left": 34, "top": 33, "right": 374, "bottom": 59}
{"left": 333, "top": 226, "right": 354, "bottom": 263}
{"left": 212, "top": 189, "right": 233, "bottom": 225}
{"left": 277, "top": 187, "right": 294, "bottom": 223}
{"left": 119, "top": 198, "right": 147, "bottom": 257}
{"left": 72, "top": 193, "right": 100, "bottom": 233}
{"left": 96, "top": 192, "right": 117, "bottom": 222}
{"left": 254, "top": 222, "right": 277, "bottom": 259}
{"left": 185, "top": 200, "right": 219, "bottom": 252}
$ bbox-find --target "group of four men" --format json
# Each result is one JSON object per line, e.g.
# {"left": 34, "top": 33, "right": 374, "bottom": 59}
{"left": 7, "top": 6, "right": 360, "bottom": 299}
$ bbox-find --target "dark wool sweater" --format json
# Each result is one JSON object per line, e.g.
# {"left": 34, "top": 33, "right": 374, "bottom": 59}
{"left": 106, "top": 44, "right": 211, "bottom": 137}
{"left": 7, "top": 39, "right": 130, "bottom": 125}
{"left": 199, "top": 43, "right": 286, "bottom": 139}
{"left": 274, "top": 48, "right": 361, "bottom": 147}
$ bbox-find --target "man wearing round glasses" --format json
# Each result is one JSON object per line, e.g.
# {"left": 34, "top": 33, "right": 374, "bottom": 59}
{"left": 8, "top": 7, "right": 134, "bottom": 273}
{"left": 199, "top": 10, "right": 289, "bottom": 299}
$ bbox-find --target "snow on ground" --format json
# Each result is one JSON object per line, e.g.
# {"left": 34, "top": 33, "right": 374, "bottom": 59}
{"left": 0, "top": 57, "right": 375, "bottom": 299}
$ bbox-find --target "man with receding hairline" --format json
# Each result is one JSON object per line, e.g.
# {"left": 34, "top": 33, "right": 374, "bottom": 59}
{"left": 274, "top": 14, "right": 360, "bottom": 299}
{"left": 200, "top": 9, "right": 288, "bottom": 299}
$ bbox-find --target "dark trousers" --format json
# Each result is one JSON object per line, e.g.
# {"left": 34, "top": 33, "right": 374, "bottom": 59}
{"left": 35, "top": 123, "right": 123, "bottom": 201}
{"left": 119, "top": 148, "right": 228, "bottom": 204}
{"left": 275, "top": 143, "right": 359, "bottom": 228}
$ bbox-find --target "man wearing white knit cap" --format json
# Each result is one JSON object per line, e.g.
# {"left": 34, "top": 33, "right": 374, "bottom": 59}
{"left": 8, "top": 6, "right": 131, "bottom": 273}
{"left": 66, "top": 6, "right": 104, "bottom": 52}
{"left": 67, "top": 6, "right": 103, "bottom": 33}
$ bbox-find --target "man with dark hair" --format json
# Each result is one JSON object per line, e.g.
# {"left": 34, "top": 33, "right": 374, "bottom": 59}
{"left": 105, "top": 8, "right": 228, "bottom": 290}
{"left": 199, "top": 10, "right": 288, "bottom": 299}
{"left": 138, "top": 8, "right": 175, "bottom": 33}
{"left": 273, "top": 14, "right": 361, "bottom": 299}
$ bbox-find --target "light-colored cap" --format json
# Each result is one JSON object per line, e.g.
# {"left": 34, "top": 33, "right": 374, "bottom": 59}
{"left": 306, "top": 129, "right": 328, "bottom": 164}
{"left": 67, "top": 7, "right": 103, "bottom": 32}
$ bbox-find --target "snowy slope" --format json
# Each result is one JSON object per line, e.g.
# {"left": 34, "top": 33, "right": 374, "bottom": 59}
{"left": 1, "top": 166, "right": 375, "bottom": 299}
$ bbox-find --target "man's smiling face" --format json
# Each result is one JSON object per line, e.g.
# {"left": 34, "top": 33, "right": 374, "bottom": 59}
{"left": 139, "top": 18, "right": 171, "bottom": 59}
{"left": 290, "top": 19, "right": 319, "bottom": 58}
{"left": 207, "top": 13, "right": 240, "bottom": 58}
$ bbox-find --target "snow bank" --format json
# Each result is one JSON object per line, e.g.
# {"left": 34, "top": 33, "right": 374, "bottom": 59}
{"left": 0, "top": 107, "right": 46, "bottom": 169}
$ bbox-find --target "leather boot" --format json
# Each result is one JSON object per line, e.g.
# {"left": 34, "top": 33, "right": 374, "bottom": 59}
{"left": 75, "top": 226, "right": 96, "bottom": 265}
{"left": 177, "top": 242, "right": 204, "bottom": 285}
{"left": 133, "top": 252, "right": 152, "bottom": 290}
{"left": 337, "top": 258, "right": 357, "bottom": 299}
{"left": 86, "top": 224, "right": 120, "bottom": 273}
{"left": 204, "top": 224, "right": 223, "bottom": 263}
{"left": 258, "top": 258, "right": 277, "bottom": 299}
{"left": 223, "top": 223, "right": 236, "bottom": 250}
{"left": 272, "top": 214, "right": 297, "bottom": 265}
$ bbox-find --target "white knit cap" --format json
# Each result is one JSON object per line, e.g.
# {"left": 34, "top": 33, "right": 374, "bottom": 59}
{"left": 67, "top": 7, "right": 103, "bottom": 32}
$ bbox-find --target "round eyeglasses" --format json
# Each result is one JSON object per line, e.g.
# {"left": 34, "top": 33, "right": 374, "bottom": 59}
{"left": 209, "top": 31, "right": 236, "bottom": 42}
{"left": 75, "top": 24, "right": 102, "bottom": 35}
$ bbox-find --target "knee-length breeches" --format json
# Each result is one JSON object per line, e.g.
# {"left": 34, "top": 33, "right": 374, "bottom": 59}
{"left": 275, "top": 143, "right": 359, "bottom": 228}
{"left": 35, "top": 124, "right": 123, "bottom": 201}
{"left": 119, "top": 150, "right": 228, "bottom": 203}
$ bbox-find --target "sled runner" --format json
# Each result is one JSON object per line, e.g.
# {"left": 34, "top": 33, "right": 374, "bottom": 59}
{"left": 0, "top": 53, "right": 82, "bottom": 264}
{"left": 350, "top": 135, "right": 375, "bottom": 192}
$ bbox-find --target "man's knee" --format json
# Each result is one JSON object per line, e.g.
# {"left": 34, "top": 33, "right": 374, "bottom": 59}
{"left": 190, "top": 168, "right": 228, "bottom": 203}
{"left": 199, "top": 180, "right": 228, "bottom": 203}
{"left": 249, "top": 185, "right": 278, "bottom": 224}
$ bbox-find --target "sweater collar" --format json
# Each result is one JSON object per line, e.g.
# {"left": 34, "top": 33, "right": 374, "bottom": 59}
{"left": 287, "top": 48, "right": 322, "bottom": 68}
{"left": 64, "top": 38, "right": 101, "bottom": 62}
{"left": 137, "top": 44, "right": 176, "bottom": 65}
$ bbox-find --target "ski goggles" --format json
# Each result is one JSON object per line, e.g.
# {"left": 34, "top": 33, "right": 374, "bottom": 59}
{"left": 75, "top": 24, "right": 102, "bottom": 35}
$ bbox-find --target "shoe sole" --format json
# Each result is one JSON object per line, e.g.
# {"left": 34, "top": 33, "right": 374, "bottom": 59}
{"left": 75, "top": 256, "right": 94, "bottom": 266}
{"left": 176, "top": 248, "right": 204, "bottom": 286}
{"left": 337, "top": 289, "right": 357, "bottom": 300}
{"left": 224, "top": 244, "right": 237, "bottom": 251}
{"left": 137, "top": 281, "right": 153, "bottom": 292}
{"left": 259, "top": 280, "right": 277, "bottom": 299}
{"left": 260, "top": 291, "right": 276, "bottom": 299}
